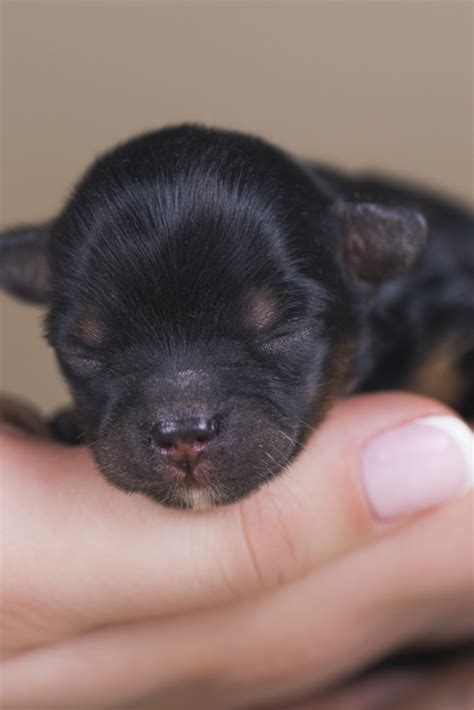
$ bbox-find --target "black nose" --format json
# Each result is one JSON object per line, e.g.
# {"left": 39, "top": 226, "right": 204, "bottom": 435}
{"left": 152, "top": 417, "right": 219, "bottom": 473}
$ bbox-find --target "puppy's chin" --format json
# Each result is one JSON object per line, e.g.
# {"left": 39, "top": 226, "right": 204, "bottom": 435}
{"left": 165, "top": 483, "right": 220, "bottom": 511}
{"left": 93, "top": 452, "right": 285, "bottom": 510}
{"left": 125, "top": 472, "right": 257, "bottom": 510}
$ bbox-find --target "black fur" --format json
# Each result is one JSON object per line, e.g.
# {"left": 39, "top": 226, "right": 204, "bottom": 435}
{"left": 1, "top": 125, "right": 473, "bottom": 508}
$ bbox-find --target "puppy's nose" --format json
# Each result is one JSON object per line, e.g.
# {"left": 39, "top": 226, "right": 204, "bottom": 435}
{"left": 152, "top": 417, "right": 219, "bottom": 473}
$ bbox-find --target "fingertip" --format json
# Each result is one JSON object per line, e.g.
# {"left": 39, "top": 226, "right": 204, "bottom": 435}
{"left": 361, "top": 415, "right": 473, "bottom": 522}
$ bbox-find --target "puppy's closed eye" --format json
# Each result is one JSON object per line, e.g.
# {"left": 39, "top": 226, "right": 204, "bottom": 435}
{"left": 259, "top": 326, "right": 314, "bottom": 361}
{"left": 57, "top": 345, "right": 103, "bottom": 377}
{"left": 53, "top": 310, "right": 109, "bottom": 376}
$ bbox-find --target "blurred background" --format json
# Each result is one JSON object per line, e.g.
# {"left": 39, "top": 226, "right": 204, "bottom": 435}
{"left": 1, "top": 0, "right": 472, "bottom": 412}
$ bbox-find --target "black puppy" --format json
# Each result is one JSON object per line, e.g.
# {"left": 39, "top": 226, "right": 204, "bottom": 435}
{"left": 1, "top": 125, "right": 473, "bottom": 509}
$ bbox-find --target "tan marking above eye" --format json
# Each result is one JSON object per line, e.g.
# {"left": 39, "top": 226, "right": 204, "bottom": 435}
{"left": 408, "top": 342, "right": 468, "bottom": 408}
{"left": 75, "top": 307, "right": 108, "bottom": 349}
{"left": 245, "top": 289, "right": 280, "bottom": 332}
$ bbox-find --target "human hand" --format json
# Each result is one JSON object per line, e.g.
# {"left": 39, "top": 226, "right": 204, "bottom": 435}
{"left": 1, "top": 393, "right": 472, "bottom": 709}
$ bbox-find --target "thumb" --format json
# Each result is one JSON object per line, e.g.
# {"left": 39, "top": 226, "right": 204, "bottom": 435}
{"left": 1, "top": 393, "right": 472, "bottom": 652}
{"left": 238, "top": 391, "right": 473, "bottom": 590}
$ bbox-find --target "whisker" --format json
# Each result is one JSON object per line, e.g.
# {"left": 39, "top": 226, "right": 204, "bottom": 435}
{"left": 277, "top": 429, "right": 298, "bottom": 447}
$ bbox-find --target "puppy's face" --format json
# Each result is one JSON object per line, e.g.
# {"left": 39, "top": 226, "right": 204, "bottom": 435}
{"left": 0, "top": 126, "right": 428, "bottom": 508}
{"left": 51, "top": 247, "right": 336, "bottom": 509}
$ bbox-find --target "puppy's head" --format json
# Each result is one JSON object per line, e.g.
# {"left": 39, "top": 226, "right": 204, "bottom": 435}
{"left": 0, "top": 125, "right": 428, "bottom": 508}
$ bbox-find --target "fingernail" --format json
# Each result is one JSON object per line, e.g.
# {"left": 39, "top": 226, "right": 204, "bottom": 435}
{"left": 362, "top": 415, "right": 474, "bottom": 521}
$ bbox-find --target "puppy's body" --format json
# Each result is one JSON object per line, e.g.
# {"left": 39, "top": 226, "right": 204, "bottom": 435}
{"left": 312, "top": 166, "right": 474, "bottom": 415}
{"left": 1, "top": 125, "right": 473, "bottom": 508}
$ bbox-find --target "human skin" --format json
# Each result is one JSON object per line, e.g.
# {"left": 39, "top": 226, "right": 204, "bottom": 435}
{"left": 0, "top": 392, "right": 473, "bottom": 709}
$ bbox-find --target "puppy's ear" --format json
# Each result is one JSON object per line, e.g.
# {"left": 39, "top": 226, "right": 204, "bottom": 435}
{"left": 0, "top": 223, "right": 52, "bottom": 303}
{"left": 339, "top": 203, "right": 428, "bottom": 283}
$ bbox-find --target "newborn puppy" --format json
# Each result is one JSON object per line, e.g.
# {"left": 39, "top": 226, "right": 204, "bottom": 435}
{"left": 1, "top": 125, "right": 473, "bottom": 509}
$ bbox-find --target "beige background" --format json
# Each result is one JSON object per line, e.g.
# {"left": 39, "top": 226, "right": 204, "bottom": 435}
{"left": 1, "top": 0, "right": 472, "bottom": 413}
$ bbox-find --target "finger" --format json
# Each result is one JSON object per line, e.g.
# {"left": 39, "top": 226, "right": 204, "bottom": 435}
{"left": 0, "top": 395, "right": 50, "bottom": 437}
{"left": 1, "top": 393, "right": 472, "bottom": 652}
{"left": 284, "top": 672, "right": 429, "bottom": 710}
{"left": 393, "top": 656, "right": 474, "bottom": 710}
{"left": 279, "top": 656, "right": 474, "bottom": 710}
{"left": 3, "top": 491, "right": 472, "bottom": 708}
